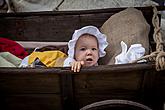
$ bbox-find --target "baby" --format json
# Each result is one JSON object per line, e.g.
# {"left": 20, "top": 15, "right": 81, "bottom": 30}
{"left": 63, "top": 26, "right": 108, "bottom": 72}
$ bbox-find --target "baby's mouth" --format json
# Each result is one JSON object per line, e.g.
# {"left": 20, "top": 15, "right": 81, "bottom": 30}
{"left": 86, "top": 58, "right": 93, "bottom": 62}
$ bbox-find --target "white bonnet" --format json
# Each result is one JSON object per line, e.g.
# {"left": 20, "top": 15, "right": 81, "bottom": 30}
{"left": 68, "top": 25, "right": 108, "bottom": 59}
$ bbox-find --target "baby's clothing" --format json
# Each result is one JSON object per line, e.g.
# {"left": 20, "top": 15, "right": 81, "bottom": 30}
{"left": 63, "top": 57, "right": 75, "bottom": 67}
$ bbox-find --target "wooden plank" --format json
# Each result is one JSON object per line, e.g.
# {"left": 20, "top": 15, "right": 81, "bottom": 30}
{"left": 0, "top": 6, "right": 155, "bottom": 42}
{"left": 141, "top": 70, "right": 165, "bottom": 110}
{"left": 0, "top": 68, "right": 61, "bottom": 93}
{"left": 17, "top": 41, "right": 68, "bottom": 49}
{"left": 0, "top": 6, "right": 163, "bottom": 17}
{"left": 79, "top": 13, "right": 114, "bottom": 28}
{"left": 0, "top": 94, "right": 62, "bottom": 110}
{"left": 59, "top": 63, "right": 164, "bottom": 109}
{"left": 73, "top": 70, "right": 146, "bottom": 108}
{"left": 59, "top": 72, "right": 76, "bottom": 110}
{"left": 0, "top": 63, "right": 164, "bottom": 110}
{"left": 23, "top": 15, "right": 80, "bottom": 42}
{"left": 0, "top": 15, "right": 80, "bottom": 42}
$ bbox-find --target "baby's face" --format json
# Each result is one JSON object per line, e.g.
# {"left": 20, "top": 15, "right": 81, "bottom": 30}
{"left": 75, "top": 34, "right": 99, "bottom": 66}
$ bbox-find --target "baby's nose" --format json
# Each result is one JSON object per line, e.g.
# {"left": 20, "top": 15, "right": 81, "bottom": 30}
{"left": 86, "top": 49, "right": 92, "bottom": 55}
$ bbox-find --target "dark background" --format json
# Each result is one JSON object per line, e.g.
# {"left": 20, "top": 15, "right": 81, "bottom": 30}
{"left": 153, "top": 0, "right": 164, "bottom": 6}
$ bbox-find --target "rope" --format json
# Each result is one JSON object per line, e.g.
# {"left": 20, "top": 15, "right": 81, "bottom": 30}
{"left": 134, "top": 6, "right": 165, "bottom": 71}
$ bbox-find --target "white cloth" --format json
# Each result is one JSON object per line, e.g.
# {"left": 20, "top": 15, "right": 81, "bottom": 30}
{"left": 63, "top": 57, "right": 75, "bottom": 67}
{"left": 115, "top": 41, "right": 145, "bottom": 64}
{"left": 19, "top": 55, "right": 29, "bottom": 67}
{"left": 19, "top": 47, "right": 39, "bottom": 67}
{"left": 68, "top": 26, "right": 108, "bottom": 59}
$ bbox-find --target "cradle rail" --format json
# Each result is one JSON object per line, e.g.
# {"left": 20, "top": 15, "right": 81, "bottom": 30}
{"left": 0, "top": 6, "right": 165, "bottom": 110}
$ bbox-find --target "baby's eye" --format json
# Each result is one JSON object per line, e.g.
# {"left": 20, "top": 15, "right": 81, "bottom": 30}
{"left": 92, "top": 48, "right": 97, "bottom": 51}
{"left": 80, "top": 48, "right": 86, "bottom": 51}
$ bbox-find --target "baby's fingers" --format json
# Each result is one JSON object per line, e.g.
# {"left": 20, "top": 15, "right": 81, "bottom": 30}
{"left": 71, "top": 62, "right": 75, "bottom": 71}
{"left": 71, "top": 62, "right": 82, "bottom": 72}
{"left": 71, "top": 62, "right": 77, "bottom": 72}
{"left": 73, "top": 62, "right": 78, "bottom": 72}
{"left": 73, "top": 62, "right": 81, "bottom": 72}
{"left": 76, "top": 62, "right": 82, "bottom": 72}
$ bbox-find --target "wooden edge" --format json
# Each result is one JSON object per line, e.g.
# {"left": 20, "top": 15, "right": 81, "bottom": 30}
{"left": 0, "top": 6, "right": 164, "bottom": 17}
{"left": 0, "top": 63, "right": 156, "bottom": 74}
{"left": 17, "top": 41, "right": 68, "bottom": 49}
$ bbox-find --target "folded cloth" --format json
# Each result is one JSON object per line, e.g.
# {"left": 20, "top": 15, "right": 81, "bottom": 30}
{"left": 0, "top": 52, "right": 22, "bottom": 67}
{"left": 115, "top": 41, "right": 145, "bottom": 64}
{"left": 28, "top": 50, "right": 67, "bottom": 67}
{"left": 0, "top": 56, "right": 16, "bottom": 67}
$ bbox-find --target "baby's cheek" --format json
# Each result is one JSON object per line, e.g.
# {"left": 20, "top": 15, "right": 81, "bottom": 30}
{"left": 75, "top": 53, "right": 85, "bottom": 61}
{"left": 96, "top": 52, "right": 99, "bottom": 59}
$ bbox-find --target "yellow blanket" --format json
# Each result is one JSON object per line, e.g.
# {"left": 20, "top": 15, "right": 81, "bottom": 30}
{"left": 28, "top": 51, "right": 67, "bottom": 67}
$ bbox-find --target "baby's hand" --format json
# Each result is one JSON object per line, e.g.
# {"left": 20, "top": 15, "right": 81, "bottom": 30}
{"left": 70, "top": 61, "right": 84, "bottom": 72}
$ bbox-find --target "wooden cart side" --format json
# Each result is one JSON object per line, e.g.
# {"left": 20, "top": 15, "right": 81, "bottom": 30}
{"left": 0, "top": 68, "right": 63, "bottom": 110}
{"left": 0, "top": 6, "right": 165, "bottom": 110}
{"left": 59, "top": 63, "right": 165, "bottom": 110}
{"left": 0, "top": 6, "right": 156, "bottom": 42}
{"left": 0, "top": 63, "right": 165, "bottom": 110}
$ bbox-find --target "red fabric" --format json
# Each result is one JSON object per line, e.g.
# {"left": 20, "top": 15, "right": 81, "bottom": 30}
{"left": 0, "top": 37, "right": 28, "bottom": 59}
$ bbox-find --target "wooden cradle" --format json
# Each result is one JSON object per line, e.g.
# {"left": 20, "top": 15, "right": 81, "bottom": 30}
{"left": 0, "top": 6, "right": 165, "bottom": 110}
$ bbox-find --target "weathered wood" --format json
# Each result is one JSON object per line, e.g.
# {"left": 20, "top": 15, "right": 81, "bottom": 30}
{"left": 0, "top": 68, "right": 61, "bottom": 93}
{"left": 0, "top": 68, "right": 63, "bottom": 110}
{"left": 0, "top": 6, "right": 155, "bottom": 42}
{"left": 0, "top": 6, "right": 165, "bottom": 110}
{"left": 60, "top": 73, "right": 75, "bottom": 110}
{"left": 0, "top": 94, "right": 62, "bottom": 110}
{"left": 0, "top": 63, "right": 164, "bottom": 110}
